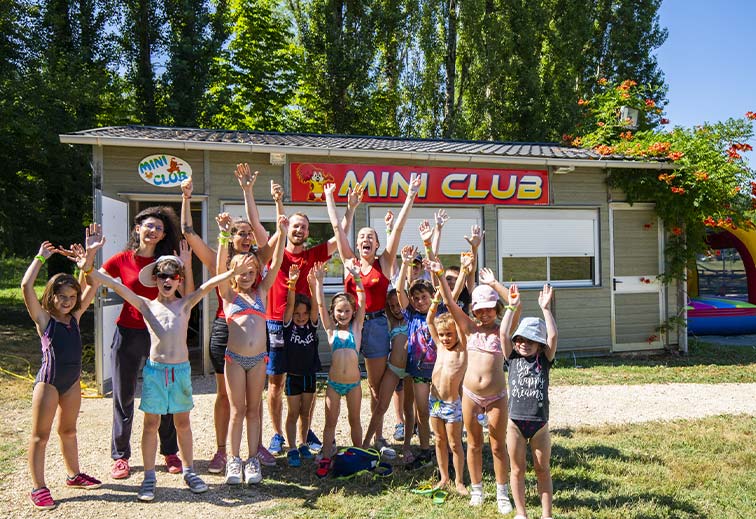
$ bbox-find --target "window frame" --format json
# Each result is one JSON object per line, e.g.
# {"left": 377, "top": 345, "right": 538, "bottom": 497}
{"left": 497, "top": 206, "right": 601, "bottom": 288}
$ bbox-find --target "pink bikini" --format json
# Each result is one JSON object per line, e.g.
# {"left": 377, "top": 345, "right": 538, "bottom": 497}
{"left": 462, "top": 332, "right": 508, "bottom": 410}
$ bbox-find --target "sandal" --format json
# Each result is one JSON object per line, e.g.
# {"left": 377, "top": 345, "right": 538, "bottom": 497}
{"left": 411, "top": 484, "right": 436, "bottom": 495}
{"left": 432, "top": 489, "right": 449, "bottom": 505}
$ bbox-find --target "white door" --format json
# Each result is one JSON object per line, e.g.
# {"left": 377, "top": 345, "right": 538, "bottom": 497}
{"left": 95, "top": 192, "right": 129, "bottom": 394}
{"left": 610, "top": 203, "right": 665, "bottom": 351}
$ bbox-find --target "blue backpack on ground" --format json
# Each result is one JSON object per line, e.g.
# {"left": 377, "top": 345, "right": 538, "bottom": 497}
{"left": 332, "top": 447, "right": 393, "bottom": 479}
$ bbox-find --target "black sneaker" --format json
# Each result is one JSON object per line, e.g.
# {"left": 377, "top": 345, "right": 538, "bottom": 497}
{"left": 407, "top": 450, "right": 433, "bottom": 471}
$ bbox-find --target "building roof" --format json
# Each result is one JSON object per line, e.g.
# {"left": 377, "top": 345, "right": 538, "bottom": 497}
{"left": 60, "top": 125, "right": 669, "bottom": 169}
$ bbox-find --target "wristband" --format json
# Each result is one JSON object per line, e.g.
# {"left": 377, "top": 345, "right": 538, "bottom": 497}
{"left": 355, "top": 288, "right": 365, "bottom": 293}
{"left": 35, "top": 254, "right": 46, "bottom": 264}
{"left": 287, "top": 283, "right": 296, "bottom": 290}
{"left": 219, "top": 230, "right": 231, "bottom": 238}
{"left": 505, "top": 305, "right": 518, "bottom": 311}
{"left": 432, "top": 269, "right": 443, "bottom": 276}
{"left": 183, "top": 194, "right": 192, "bottom": 199}
{"left": 431, "top": 297, "right": 441, "bottom": 304}
{"left": 386, "top": 228, "right": 392, "bottom": 235}
{"left": 82, "top": 264, "right": 94, "bottom": 274}
{"left": 218, "top": 235, "right": 229, "bottom": 247}
{"left": 423, "top": 240, "right": 431, "bottom": 247}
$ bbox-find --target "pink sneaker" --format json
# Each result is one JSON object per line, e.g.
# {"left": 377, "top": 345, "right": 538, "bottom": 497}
{"left": 111, "top": 458, "right": 130, "bottom": 479}
{"left": 256, "top": 445, "right": 276, "bottom": 467}
{"left": 208, "top": 451, "right": 227, "bottom": 474}
{"left": 164, "top": 454, "right": 182, "bottom": 474}
{"left": 66, "top": 472, "right": 102, "bottom": 489}
{"left": 30, "top": 487, "right": 55, "bottom": 510}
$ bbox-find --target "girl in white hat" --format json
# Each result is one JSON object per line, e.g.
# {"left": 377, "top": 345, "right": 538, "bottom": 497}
{"left": 501, "top": 284, "right": 558, "bottom": 519}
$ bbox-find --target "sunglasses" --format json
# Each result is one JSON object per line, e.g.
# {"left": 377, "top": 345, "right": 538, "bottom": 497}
{"left": 141, "top": 222, "right": 165, "bottom": 233}
{"left": 156, "top": 272, "right": 180, "bottom": 281}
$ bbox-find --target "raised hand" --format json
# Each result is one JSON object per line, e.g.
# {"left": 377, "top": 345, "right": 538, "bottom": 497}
{"left": 307, "top": 268, "right": 317, "bottom": 290}
{"left": 538, "top": 284, "right": 553, "bottom": 310}
{"left": 465, "top": 224, "right": 484, "bottom": 249}
{"left": 425, "top": 258, "right": 443, "bottom": 274}
{"left": 479, "top": 267, "right": 496, "bottom": 286}
{"left": 408, "top": 173, "right": 422, "bottom": 196}
{"left": 347, "top": 183, "right": 365, "bottom": 210}
{"left": 323, "top": 182, "right": 336, "bottom": 198}
{"left": 277, "top": 214, "right": 289, "bottom": 232}
{"left": 84, "top": 223, "right": 105, "bottom": 251}
{"left": 216, "top": 212, "right": 232, "bottom": 233}
{"left": 288, "top": 264, "right": 301, "bottom": 284}
{"left": 343, "top": 257, "right": 360, "bottom": 277}
{"left": 418, "top": 220, "right": 433, "bottom": 242}
{"left": 181, "top": 178, "right": 193, "bottom": 198}
{"left": 37, "top": 241, "right": 57, "bottom": 261}
{"left": 232, "top": 254, "right": 258, "bottom": 275}
{"left": 73, "top": 243, "right": 90, "bottom": 270}
{"left": 400, "top": 244, "right": 417, "bottom": 264}
{"left": 434, "top": 209, "right": 449, "bottom": 228}
{"left": 271, "top": 180, "right": 283, "bottom": 202}
{"left": 178, "top": 239, "right": 192, "bottom": 266}
{"left": 234, "top": 163, "right": 256, "bottom": 190}
{"left": 460, "top": 250, "right": 474, "bottom": 273}
{"left": 384, "top": 210, "right": 395, "bottom": 233}
{"left": 312, "top": 261, "right": 326, "bottom": 282}
{"left": 509, "top": 284, "right": 520, "bottom": 307}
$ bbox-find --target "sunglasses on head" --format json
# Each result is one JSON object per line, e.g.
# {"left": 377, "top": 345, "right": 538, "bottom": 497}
{"left": 156, "top": 272, "right": 180, "bottom": 281}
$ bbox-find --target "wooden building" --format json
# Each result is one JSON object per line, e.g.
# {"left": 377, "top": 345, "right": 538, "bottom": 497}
{"left": 60, "top": 126, "right": 679, "bottom": 394}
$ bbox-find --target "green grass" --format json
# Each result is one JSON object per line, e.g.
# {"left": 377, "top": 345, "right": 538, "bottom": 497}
{"left": 552, "top": 340, "right": 756, "bottom": 385}
{"left": 220, "top": 415, "right": 754, "bottom": 519}
{"left": 0, "top": 256, "right": 45, "bottom": 307}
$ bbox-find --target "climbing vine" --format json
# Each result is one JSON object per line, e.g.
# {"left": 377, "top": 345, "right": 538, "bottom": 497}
{"left": 566, "top": 79, "right": 756, "bottom": 282}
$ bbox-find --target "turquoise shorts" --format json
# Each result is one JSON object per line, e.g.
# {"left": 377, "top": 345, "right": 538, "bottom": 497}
{"left": 429, "top": 394, "right": 463, "bottom": 424}
{"left": 139, "top": 359, "right": 193, "bottom": 415}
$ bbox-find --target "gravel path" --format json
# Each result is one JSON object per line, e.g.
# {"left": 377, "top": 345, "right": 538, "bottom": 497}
{"left": 2, "top": 379, "right": 754, "bottom": 518}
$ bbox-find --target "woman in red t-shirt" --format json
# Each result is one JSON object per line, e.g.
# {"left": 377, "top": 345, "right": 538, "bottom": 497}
{"left": 100, "top": 206, "right": 182, "bottom": 480}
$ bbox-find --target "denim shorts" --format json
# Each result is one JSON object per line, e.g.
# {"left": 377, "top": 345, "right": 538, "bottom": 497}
{"left": 360, "top": 315, "right": 390, "bottom": 359}
{"left": 139, "top": 360, "right": 193, "bottom": 415}
{"left": 266, "top": 320, "right": 287, "bottom": 375}
{"left": 429, "top": 395, "right": 463, "bottom": 424}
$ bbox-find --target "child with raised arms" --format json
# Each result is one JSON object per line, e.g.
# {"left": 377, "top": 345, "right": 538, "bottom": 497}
{"left": 312, "top": 259, "right": 366, "bottom": 478}
{"left": 434, "top": 262, "right": 516, "bottom": 514}
{"left": 22, "top": 226, "right": 103, "bottom": 510}
{"left": 282, "top": 265, "right": 321, "bottom": 467}
{"left": 501, "top": 284, "right": 558, "bottom": 519}
{"left": 216, "top": 214, "right": 287, "bottom": 485}
{"left": 79, "top": 242, "right": 258, "bottom": 501}
{"left": 426, "top": 288, "right": 468, "bottom": 495}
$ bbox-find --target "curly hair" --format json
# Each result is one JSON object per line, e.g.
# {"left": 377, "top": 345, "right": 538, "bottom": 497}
{"left": 126, "top": 206, "right": 181, "bottom": 257}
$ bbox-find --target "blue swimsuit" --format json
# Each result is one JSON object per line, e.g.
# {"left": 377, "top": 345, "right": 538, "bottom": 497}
{"left": 328, "top": 325, "right": 360, "bottom": 396}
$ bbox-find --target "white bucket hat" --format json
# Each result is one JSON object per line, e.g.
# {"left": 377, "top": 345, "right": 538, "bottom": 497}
{"left": 512, "top": 317, "right": 548, "bottom": 345}
{"left": 138, "top": 255, "right": 184, "bottom": 287}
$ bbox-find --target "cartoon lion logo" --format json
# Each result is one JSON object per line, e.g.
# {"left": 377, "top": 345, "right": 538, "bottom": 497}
{"left": 296, "top": 165, "right": 335, "bottom": 202}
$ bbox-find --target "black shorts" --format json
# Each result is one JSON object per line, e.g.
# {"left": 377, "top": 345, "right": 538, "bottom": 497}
{"left": 209, "top": 317, "right": 229, "bottom": 374}
{"left": 266, "top": 320, "right": 287, "bottom": 375}
{"left": 285, "top": 374, "right": 316, "bottom": 396}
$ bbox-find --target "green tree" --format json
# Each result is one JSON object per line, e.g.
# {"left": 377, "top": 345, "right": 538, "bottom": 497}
{"left": 202, "top": 0, "right": 299, "bottom": 131}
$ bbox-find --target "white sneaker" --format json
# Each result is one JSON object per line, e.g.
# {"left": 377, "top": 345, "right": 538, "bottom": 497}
{"left": 225, "top": 456, "right": 242, "bottom": 485}
{"left": 470, "top": 488, "right": 485, "bottom": 506}
{"left": 497, "top": 494, "right": 513, "bottom": 514}
{"left": 244, "top": 457, "right": 262, "bottom": 484}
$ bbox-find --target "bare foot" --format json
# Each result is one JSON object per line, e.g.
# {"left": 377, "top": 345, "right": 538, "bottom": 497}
{"left": 434, "top": 479, "right": 449, "bottom": 491}
{"left": 455, "top": 482, "right": 469, "bottom": 495}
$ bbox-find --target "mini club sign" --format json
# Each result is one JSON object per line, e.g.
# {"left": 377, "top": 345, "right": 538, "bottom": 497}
{"left": 138, "top": 154, "right": 192, "bottom": 188}
{"left": 290, "top": 163, "right": 549, "bottom": 205}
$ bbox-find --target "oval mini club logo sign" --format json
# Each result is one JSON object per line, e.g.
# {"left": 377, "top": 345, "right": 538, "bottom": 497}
{"left": 138, "top": 154, "right": 192, "bottom": 188}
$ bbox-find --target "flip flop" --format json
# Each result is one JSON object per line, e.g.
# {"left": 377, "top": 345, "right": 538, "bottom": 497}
{"left": 432, "top": 489, "right": 449, "bottom": 505}
{"left": 411, "top": 484, "right": 436, "bottom": 495}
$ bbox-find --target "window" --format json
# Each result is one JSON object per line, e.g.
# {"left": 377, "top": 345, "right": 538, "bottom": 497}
{"left": 696, "top": 248, "right": 747, "bottom": 298}
{"left": 367, "top": 206, "right": 484, "bottom": 270}
{"left": 498, "top": 208, "right": 599, "bottom": 287}
{"left": 222, "top": 203, "right": 343, "bottom": 285}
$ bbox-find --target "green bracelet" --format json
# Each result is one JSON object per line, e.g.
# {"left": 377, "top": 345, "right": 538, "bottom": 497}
{"left": 219, "top": 230, "right": 231, "bottom": 238}
{"left": 505, "top": 305, "right": 518, "bottom": 311}
{"left": 35, "top": 254, "right": 46, "bottom": 264}
{"left": 218, "top": 235, "right": 230, "bottom": 247}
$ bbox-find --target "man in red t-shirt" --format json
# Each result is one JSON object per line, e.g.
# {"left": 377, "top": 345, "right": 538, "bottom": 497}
{"left": 247, "top": 177, "right": 362, "bottom": 455}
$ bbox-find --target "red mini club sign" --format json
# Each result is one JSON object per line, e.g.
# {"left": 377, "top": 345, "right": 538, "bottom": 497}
{"left": 290, "top": 163, "right": 549, "bottom": 205}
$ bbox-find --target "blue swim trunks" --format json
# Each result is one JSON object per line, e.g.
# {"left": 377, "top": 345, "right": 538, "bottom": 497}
{"left": 139, "top": 359, "right": 193, "bottom": 415}
{"left": 429, "top": 394, "right": 463, "bottom": 424}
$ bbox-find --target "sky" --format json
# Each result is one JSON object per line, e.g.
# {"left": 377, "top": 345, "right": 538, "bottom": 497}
{"left": 655, "top": 0, "right": 755, "bottom": 129}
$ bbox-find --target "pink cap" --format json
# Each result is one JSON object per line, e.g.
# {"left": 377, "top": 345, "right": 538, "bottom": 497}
{"left": 471, "top": 285, "right": 499, "bottom": 311}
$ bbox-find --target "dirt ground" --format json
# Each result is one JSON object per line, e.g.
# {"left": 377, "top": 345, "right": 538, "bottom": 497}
{"left": 1, "top": 376, "right": 754, "bottom": 518}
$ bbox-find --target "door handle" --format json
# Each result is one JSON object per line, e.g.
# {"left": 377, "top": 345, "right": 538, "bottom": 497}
{"left": 613, "top": 278, "right": 623, "bottom": 291}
